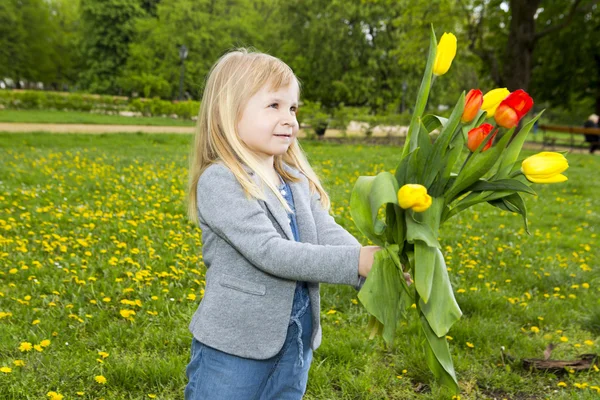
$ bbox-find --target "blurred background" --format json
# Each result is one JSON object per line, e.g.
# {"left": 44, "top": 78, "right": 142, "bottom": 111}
{"left": 0, "top": 0, "right": 598, "bottom": 129}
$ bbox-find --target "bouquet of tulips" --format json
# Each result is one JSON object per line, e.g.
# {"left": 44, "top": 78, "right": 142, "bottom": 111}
{"left": 350, "top": 26, "right": 569, "bottom": 393}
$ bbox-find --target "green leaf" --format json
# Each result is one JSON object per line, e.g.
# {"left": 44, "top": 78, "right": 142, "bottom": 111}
{"left": 462, "top": 178, "right": 536, "bottom": 196}
{"left": 488, "top": 192, "right": 530, "bottom": 234}
{"left": 421, "top": 114, "right": 447, "bottom": 133}
{"left": 385, "top": 203, "right": 406, "bottom": 251}
{"left": 418, "top": 246, "right": 462, "bottom": 336}
{"left": 405, "top": 212, "right": 440, "bottom": 248}
{"left": 420, "top": 315, "right": 459, "bottom": 394}
{"left": 350, "top": 172, "right": 399, "bottom": 245}
{"left": 430, "top": 132, "right": 465, "bottom": 197}
{"left": 402, "top": 26, "right": 437, "bottom": 158}
{"left": 495, "top": 111, "right": 545, "bottom": 179}
{"left": 423, "top": 92, "right": 465, "bottom": 188}
{"left": 414, "top": 241, "right": 436, "bottom": 303}
{"left": 358, "top": 246, "right": 409, "bottom": 345}
{"left": 416, "top": 120, "right": 434, "bottom": 181}
{"left": 445, "top": 128, "right": 513, "bottom": 203}
{"left": 394, "top": 148, "right": 421, "bottom": 188}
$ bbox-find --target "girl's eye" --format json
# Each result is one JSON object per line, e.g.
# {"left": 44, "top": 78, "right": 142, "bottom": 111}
{"left": 290, "top": 106, "right": 298, "bottom": 113}
{"left": 269, "top": 103, "right": 278, "bottom": 109}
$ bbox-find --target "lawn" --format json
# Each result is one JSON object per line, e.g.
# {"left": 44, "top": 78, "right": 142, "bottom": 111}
{"left": 0, "top": 110, "right": 195, "bottom": 127}
{"left": 0, "top": 133, "right": 598, "bottom": 399}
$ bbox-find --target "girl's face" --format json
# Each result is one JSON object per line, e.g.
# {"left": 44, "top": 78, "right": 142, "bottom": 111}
{"left": 237, "top": 80, "right": 299, "bottom": 167}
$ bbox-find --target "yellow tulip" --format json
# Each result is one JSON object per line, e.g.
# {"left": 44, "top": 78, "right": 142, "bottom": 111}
{"left": 432, "top": 33, "right": 457, "bottom": 76}
{"left": 397, "top": 184, "right": 432, "bottom": 212}
{"left": 521, "top": 152, "right": 568, "bottom": 183}
{"left": 481, "top": 88, "right": 510, "bottom": 116}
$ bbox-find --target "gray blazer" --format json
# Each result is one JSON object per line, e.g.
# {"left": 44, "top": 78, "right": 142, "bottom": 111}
{"left": 190, "top": 161, "right": 362, "bottom": 359}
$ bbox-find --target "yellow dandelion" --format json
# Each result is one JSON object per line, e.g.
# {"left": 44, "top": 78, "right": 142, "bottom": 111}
{"left": 0, "top": 367, "right": 12, "bottom": 373}
{"left": 94, "top": 375, "right": 107, "bottom": 384}
{"left": 560, "top": 336, "right": 569, "bottom": 342}
{"left": 40, "top": 339, "right": 51, "bottom": 347}
{"left": 19, "top": 342, "right": 33, "bottom": 352}
{"left": 47, "top": 392, "right": 64, "bottom": 400}
{"left": 584, "top": 340, "right": 594, "bottom": 346}
{"left": 13, "top": 360, "right": 25, "bottom": 367}
{"left": 530, "top": 326, "right": 540, "bottom": 333}
{"left": 466, "top": 342, "right": 475, "bottom": 348}
{"left": 557, "top": 381, "right": 567, "bottom": 387}
{"left": 120, "top": 309, "right": 136, "bottom": 319}
{"left": 98, "top": 351, "right": 109, "bottom": 359}
{"left": 32, "top": 319, "right": 40, "bottom": 325}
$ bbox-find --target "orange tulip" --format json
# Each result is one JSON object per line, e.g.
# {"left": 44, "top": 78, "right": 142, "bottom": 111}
{"left": 467, "top": 123, "right": 497, "bottom": 152}
{"left": 461, "top": 89, "right": 483, "bottom": 123}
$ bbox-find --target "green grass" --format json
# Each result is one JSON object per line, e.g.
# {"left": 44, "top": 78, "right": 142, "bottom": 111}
{"left": 0, "top": 133, "right": 598, "bottom": 399}
{"left": 0, "top": 109, "right": 195, "bottom": 127}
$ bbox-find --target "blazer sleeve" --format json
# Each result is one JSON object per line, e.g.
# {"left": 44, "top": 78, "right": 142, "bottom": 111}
{"left": 309, "top": 190, "right": 365, "bottom": 290}
{"left": 196, "top": 164, "right": 361, "bottom": 286}
{"left": 309, "top": 191, "right": 361, "bottom": 247}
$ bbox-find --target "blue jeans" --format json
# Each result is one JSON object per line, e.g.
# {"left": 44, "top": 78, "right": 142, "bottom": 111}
{"left": 184, "top": 303, "right": 313, "bottom": 400}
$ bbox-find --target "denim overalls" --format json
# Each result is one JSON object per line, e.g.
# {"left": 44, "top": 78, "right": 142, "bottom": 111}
{"left": 184, "top": 173, "right": 313, "bottom": 400}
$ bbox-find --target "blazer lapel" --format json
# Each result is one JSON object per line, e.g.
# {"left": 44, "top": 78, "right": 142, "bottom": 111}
{"left": 242, "top": 163, "right": 293, "bottom": 241}
{"left": 241, "top": 162, "right": 313, "bottom": 243}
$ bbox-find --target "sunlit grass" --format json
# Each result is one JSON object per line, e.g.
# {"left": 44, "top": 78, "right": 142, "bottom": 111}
{"left": 0, "top": 133, "right": 598, "bottom": 399}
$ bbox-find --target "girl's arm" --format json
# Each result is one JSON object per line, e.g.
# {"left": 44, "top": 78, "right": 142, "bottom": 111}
{"left": 196, "top": 164, "right": 361, "bottom": 286}
{"left": 309, "top": 191, "right": 361, "bottom": 247}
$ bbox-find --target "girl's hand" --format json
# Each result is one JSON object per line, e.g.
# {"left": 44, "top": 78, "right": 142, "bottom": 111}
{"left": 358, "top": 246, "right": 382, "bottom": 277}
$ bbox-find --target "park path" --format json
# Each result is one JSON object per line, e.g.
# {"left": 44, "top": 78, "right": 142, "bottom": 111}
{"left": 0, "top": 122, "right": 592, "bottom": 153}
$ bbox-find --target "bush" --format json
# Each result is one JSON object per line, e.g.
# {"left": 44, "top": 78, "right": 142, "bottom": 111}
{"left": 299, "top": 100, "right": 331, "bottom": 137}
{"left": 0, "top": 89, "right": 200, "bottom": 120}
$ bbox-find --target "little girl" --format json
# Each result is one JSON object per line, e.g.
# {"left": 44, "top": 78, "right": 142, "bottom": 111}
{"left": 185, "top": 48, "right": 380, "bottom": 400}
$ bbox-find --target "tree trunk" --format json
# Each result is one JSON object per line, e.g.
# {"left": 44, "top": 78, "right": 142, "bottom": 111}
{"left": 503, "top": 0, "right": 541, "bottom": 91}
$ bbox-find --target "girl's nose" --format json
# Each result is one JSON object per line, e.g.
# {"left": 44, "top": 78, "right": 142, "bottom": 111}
{"left": 282, "top": 117, "right": 297, "bottom": 128}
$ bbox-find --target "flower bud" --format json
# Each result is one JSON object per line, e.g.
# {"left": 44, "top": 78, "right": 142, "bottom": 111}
{"left": 481, "top": 88, "right": 510, "bottom": 116}
{"left": 521, "top": 152, "right": 568, "bottom": 183}
{"left": 467, "top": 123, "right": 497, "bottom": 152}
{"left": 494, "top": 89, "right": 534, "bottom": 129}
{"left": 432, "top": 33, "right": 457, "bottom": 76}
{"left": 461, "top": 89, "right": 483, "bottom": 123}
{"left": 397, "top": 184, "right": 432, "bottom": 212}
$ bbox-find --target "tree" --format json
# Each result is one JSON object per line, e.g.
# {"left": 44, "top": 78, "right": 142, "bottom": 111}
{"left": 122, "top": 0, "right": 272, "bottom": 99}
{"left": 80, "top": 0, "right": 145, "bottom": 94}
{"left": 461, "top": 0, "right": 597, "bottom": 92}
{"left": 276, "top": 0, "right": 466, "bottom": 111}
{"left": 531, "top": 2, "right": 600, "bottom": 118}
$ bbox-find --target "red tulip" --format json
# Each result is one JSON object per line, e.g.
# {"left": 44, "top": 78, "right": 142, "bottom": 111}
{"left": 467, "top": 123, "right": 497, "bottom": 152}
{"left": 494, "top": 89, "right": 534, "bottom": 129}
{"left": 461, "top": 89, "right": 483, "bottom": 123}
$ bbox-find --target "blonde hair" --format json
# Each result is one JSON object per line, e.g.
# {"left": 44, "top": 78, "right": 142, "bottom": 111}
{"left": 187, "top": 48, "right": 331, "bottom": 225}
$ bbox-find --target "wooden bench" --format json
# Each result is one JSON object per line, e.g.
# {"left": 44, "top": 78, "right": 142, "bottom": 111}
{"left": 538, "top": 124, "right": 600, "bottom": 151}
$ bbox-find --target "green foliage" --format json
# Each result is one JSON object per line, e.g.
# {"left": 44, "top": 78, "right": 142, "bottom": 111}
{"left": 0, "top": 90, "right": 200, "bottom": 119}
{"left": 79, "top": 0, "right": 145, "bottom": 94}
{"left": 1, "top": 133, "right": 598, "bottom": 399}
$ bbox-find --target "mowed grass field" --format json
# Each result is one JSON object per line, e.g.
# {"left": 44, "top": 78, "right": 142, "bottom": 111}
{"left": 0, "top": 132, "right": 598, "bottom": 400}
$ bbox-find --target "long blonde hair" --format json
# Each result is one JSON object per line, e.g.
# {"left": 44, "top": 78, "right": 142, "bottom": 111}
{"left": 187, "top": 48, "right": 331, "bottom": 225}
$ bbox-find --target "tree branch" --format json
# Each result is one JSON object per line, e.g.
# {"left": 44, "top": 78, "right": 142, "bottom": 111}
{"left": 534, "top": 0, "right": 595, "bottom": 42}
